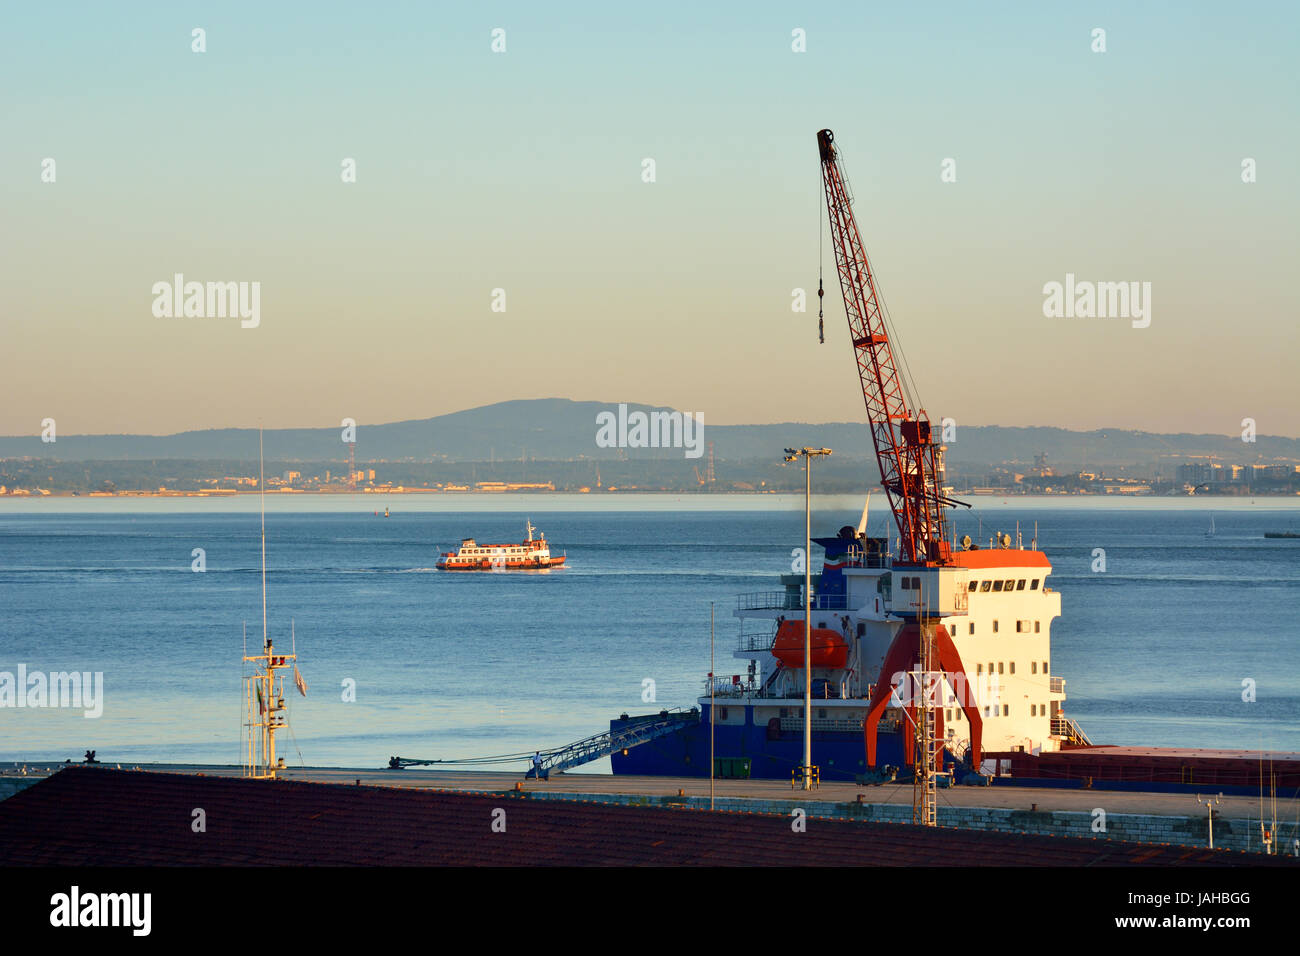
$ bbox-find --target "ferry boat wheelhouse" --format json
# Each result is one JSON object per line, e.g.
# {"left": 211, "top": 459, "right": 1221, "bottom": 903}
{"left": 610, "top": 523, "right": 1088, "bottom": 782}
{"left": 436, "top": 520, "right": 565, "bottom": 571}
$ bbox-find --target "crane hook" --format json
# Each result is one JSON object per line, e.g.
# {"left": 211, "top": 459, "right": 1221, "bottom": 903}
{"left": 817, "top": 277, "right": 825, "bottom": 344}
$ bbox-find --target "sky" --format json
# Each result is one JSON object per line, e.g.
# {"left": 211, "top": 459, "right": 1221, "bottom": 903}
{"left": 2, "top": 1, "right": 1297, "bottom": 438}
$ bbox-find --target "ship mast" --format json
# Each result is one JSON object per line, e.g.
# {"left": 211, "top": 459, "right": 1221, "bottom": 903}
{"left": 242, "top": 428, "right": 297, "bottom": 779}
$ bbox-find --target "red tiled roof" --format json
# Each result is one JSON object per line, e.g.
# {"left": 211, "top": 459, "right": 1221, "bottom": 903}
{"left": 0, "top": 768, "right": 1286, "bottom": 867}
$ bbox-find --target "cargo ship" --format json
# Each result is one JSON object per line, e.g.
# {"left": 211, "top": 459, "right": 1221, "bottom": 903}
{"left": 436, "top": 520, "right": 565, "bottom": 571}
{"left": 610, "top": 520, "right": 1300, "bottom": 794}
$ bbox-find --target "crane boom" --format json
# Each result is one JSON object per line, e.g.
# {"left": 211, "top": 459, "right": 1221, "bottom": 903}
{"left": 818, "top": 129, "right": 952, "bottom": 566}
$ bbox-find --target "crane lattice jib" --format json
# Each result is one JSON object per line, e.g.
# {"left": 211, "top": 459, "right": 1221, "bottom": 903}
{"left": 818, "top": 129, "right": 949, "bottom": 565}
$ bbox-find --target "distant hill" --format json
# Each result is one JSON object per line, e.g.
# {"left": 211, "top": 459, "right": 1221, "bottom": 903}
{"left": 2, "top": 399, "right": 1297, "bottom": 466}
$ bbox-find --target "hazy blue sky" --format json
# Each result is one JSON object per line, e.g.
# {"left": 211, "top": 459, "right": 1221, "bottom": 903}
{"left": 3, "top": 2, "right": 1297, "bottom": 437}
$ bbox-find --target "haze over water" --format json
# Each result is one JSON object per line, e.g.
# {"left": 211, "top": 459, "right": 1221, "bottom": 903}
{"left": 1, "top": 496, "right": 1297, "bottom": 772}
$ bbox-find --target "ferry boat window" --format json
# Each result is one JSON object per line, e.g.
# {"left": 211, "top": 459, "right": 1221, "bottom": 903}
{"left": 1002, "top": 579, "right": 1012, "bottom": 590}
{"left": 993, "top": 620, "right": 999, "bottom": 633}
{"left": 1035, "top": 622, "right": 1041, "bottom": 633}
{"left": 968, "top": 623, "right": 975, "bottom": 634}
{"left": 1009, "top": 662, "right": 1015, "bottom": 674}
{"left": 1003, "top": 705, "right": 1009, "bottom": 716}
{"left": 719, "top": 707, "right": 728, "bottom": 720}
{"left": 983, "top": 706, "right": 991, "bottom": 717}
{"left": 1016, "top": 579, "right": 1026, "bottom": 590}
{"left": 1043, "top": 661, "right": 1048, "bottom": 673}
{"left": 1015, "top": 621, "right": 1022, "bottom": 633}
{"left": 968, "top": 580, "right": 978, "bottom": 591}
{"left": 992, "top": 581, "right": 1004, "bottom": 592}
{"left": 976, "top": 664, "right": 982, "bottom": 674}
{"left": 1030, "top": 579, "right": 1039, "bottom": 590}
{"left": 997, "top": 662, "right": 1004, "bottom": 674}
{"left": 946, "top": 709, "right": 952, "bottom": 721}
{"left": 980, "top": 581, "right": 992, "bottom": 592}
{"left": 1031, "top": 661, "right": 1037, "bottom": 674}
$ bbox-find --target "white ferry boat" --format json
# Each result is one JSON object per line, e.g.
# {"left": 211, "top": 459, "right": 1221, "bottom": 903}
{"left": 436, "top": 520, "right": 565, "bottom": 571}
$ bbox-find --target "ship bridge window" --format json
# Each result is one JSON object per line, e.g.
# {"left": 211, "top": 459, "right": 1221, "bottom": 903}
{"left": 1016, "top": 579, "right": 1026, "bottom": 590}
{"left": 1030, "top": 579, "right": 1040, "bottom": 590}
{"left": 980, "top": 581, "right": 992, "bottom": 592}
{"left": 1003, "top": 579, "right": 1014, "bottom": 590}
{"left": 968, "top": 581, "right": 978, "bottom": 592}
{"left": 992, "top": 581, "right": 1004, "bottom": 592}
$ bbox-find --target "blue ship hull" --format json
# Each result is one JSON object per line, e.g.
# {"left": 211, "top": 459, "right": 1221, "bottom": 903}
{"left": 610, "top": 705, "right": 913, "bottom": 782}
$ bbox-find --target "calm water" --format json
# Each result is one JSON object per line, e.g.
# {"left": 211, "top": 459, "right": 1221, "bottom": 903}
{"left": 2, "top": 496, "right": 1298, "bottom": 771}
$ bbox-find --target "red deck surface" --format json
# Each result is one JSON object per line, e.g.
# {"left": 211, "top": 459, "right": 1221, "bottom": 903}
{"left": 0, "top": 767, "right": 1289, "bottom": 866}
{"left": 999, "top": 746, "right": 1300, "bottom": 788}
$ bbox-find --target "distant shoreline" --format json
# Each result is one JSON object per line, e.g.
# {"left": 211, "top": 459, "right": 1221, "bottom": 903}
{"left": 3, "top": 492, "right": 1300, "bottom": 516}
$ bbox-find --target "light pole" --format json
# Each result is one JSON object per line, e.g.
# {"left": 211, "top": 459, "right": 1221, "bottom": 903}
{"left": 1197, "top": 793, "right": 1222, "bottom": 849}
{"left": 785, "top": 446, "right": 832, "bottom": 791}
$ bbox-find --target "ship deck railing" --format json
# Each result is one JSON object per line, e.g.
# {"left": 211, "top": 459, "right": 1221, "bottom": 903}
{"left": 1051, "top": 715, "right": 1092, "bottom": 745}
{"left": 737, "top": 628, "right": 776, "bottom": 653}
{"left": 735, "top": 591, "right": 849, "bottom": 612}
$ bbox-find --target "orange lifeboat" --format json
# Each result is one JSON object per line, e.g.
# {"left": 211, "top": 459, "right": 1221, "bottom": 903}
{"left": 771, "top": 620, "right": 848, "bottom": 669}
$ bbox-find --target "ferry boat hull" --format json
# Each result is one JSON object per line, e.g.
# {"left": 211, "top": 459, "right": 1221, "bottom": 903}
{"left": 439, "top": 555, "right": 566, "bottom": 571}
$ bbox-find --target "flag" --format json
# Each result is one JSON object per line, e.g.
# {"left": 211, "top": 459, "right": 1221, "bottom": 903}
{"left": 255, "top": 682, "right": 266, "bottom": 715}
{"left": 293, "top": 665, "right": 307, "bottom": 698}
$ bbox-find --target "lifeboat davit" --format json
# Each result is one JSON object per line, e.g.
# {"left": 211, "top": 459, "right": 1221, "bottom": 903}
{"left": 771, "top": 620, "right": 848, "bottom": 669}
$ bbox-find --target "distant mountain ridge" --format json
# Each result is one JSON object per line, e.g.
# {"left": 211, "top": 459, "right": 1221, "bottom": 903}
{"left": 2, "top": 399, "right": 1297, "bottom": 466}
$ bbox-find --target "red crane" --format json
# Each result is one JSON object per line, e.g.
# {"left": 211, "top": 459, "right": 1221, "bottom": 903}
{"left": 817, "top": 129, "right": 983, "bottom": 771}
{"left": 817, "top": 129, "right": 955, "bottom": 567}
